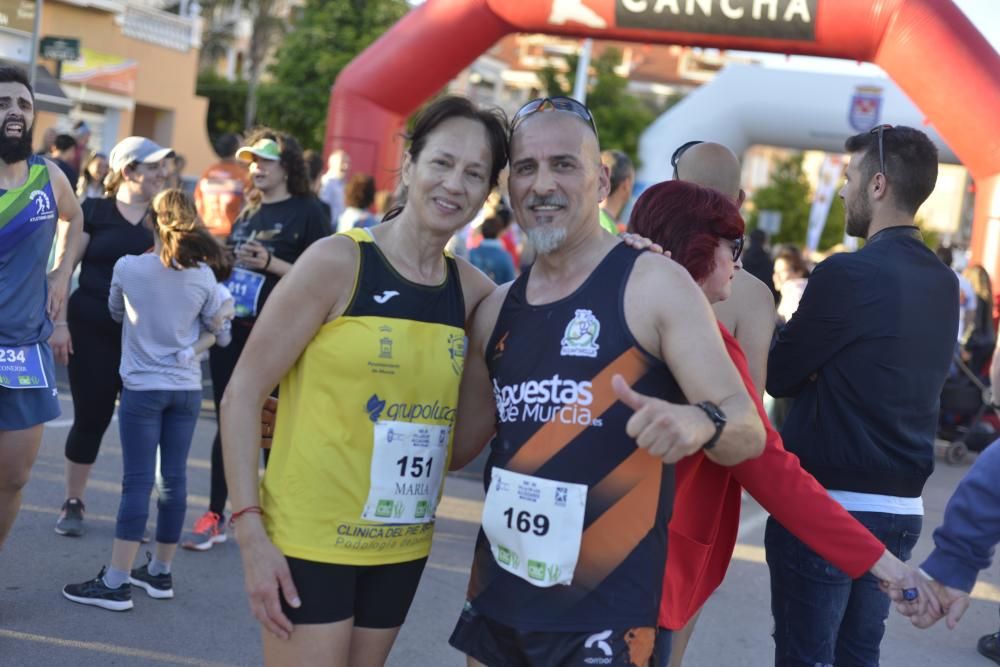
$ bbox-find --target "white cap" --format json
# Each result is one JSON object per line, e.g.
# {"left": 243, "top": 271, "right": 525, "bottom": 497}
{"left": 109, "top": 136, "right": 174, "bottom": 172}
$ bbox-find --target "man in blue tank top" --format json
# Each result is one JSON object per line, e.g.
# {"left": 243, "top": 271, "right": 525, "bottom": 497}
{"left": 447, "top": 98, "right": 765, "bottom": 667}
{"left": 0, "top": 65, "right": 84, "bottom": 549}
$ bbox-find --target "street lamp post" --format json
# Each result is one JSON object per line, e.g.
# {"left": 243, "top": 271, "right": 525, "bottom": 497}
{"left": 28, "top": 0, "right": 44, "bottom": 89}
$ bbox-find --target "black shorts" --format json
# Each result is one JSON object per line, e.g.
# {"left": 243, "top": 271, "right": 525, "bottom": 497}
{"left": 448, "top": 601, "right": 655, "bottom": 667}
{"left": 280, "top": 556, "right": 427, "bottom": 628}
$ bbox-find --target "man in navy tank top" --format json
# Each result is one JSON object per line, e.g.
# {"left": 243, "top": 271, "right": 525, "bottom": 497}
{"left": 0, "top": 64, "right": 83, "bottom": 549}
{"left": 447, "top": 97, "right": 765, "bottom": 667}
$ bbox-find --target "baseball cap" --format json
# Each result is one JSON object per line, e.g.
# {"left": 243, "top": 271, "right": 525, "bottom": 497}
{"left": 236, "top": 138, "right": 281, "bottom": 162}
{"left": 109, "top": 136, "right": 174, "bottom": 173}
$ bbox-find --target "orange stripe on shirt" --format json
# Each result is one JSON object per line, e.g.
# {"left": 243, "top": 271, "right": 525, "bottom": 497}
{"left": 507, "top": 347, "right": 651, "bottom": 475}
{"left": 574, "top": 463, "right": 662, "bottom": 590}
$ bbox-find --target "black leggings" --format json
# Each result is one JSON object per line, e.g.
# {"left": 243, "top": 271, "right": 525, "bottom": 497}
{"left": 64, "top": 315, "right": 122, "bottom": 465}
{"left": 208, "top": 321, "right": 251, "bottom": 516}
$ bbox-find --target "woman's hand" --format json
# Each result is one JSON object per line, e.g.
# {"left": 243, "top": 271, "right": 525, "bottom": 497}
{"left": 49, "top": 324, "right": 73, "bottom": 365}
{"left": 619, "top": 232, "right": 669, "bottom": 257}
{"left": 236, "top": 240, "right": 272, "bottom": 272}
{"left": 237, "top": 522, "right": 301, "bottom": 640}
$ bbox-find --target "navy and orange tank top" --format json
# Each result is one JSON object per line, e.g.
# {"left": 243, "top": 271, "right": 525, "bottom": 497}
{"left": 466, "top": 243, "right": 685, "bottom": 631}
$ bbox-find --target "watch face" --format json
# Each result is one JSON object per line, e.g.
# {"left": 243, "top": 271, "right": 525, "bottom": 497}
{"left": 699, "top": 401, "right": 726, "bottom": 424}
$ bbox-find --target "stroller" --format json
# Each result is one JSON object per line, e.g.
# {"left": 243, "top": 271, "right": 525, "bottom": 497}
{"left": 937, "top": 350, "right": 1000, "bottom": 464}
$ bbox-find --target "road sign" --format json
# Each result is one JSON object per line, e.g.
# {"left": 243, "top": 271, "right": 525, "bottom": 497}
{"left": 40, "top": 36, "right": 80, "bottom": 62}
{"left": 758, "top": 210, "right": 782, "bottom": 235}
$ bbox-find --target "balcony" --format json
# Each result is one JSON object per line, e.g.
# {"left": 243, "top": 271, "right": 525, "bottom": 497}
{"left": 119, "top": 2, "right": 200, "bottom": 52}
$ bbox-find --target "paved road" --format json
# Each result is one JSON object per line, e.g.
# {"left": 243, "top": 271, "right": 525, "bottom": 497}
{"left": 2, "top": 370, "right": 998, "bottom": 665}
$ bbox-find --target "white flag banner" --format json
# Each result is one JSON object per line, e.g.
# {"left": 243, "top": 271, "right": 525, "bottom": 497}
{"left": 806, "top": 155, "right": 845, "bottom": 252}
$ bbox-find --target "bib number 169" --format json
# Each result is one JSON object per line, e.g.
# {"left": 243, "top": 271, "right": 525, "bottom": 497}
{"left": 502, "top": 507, "right": 549, "bottom": 536}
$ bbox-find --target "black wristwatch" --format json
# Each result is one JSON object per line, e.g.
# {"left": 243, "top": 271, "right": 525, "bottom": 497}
{"left": 694, "top": 401, "right": 727, "bottom": 450}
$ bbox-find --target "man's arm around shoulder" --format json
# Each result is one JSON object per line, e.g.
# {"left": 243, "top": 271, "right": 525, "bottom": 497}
{"left": 450, "top": 283, "right": 509, "bottom": 470}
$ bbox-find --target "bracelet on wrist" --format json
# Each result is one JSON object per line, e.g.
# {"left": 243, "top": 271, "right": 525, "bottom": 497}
{"left": 263, "top": 251, "right": 272, "bottom": 271}
{"left": 229, "top": 505, "right": 264, "bottom": 528}
{"left": 53, "top": 321, "right": 68, "bottom": 327}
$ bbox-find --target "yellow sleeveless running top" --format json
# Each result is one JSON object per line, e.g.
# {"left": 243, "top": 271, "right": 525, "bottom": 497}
{"left": 261, "top": 228, "right": 467, "bottom": 565}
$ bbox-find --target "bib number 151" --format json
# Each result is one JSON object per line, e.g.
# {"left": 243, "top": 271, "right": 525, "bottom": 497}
{"left": 396, "top": 455, "right": 433, "bottom": 478}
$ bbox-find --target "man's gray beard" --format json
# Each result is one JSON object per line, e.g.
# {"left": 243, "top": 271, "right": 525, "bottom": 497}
{"left": 526, "top": 225, "right": 567, "bottom": 255}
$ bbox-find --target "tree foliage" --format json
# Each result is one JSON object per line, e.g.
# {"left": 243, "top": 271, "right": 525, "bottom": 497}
{"left": 255, "top": 0, "right": 409, "bottom": 150}
{"left": 746, "top": 153, "right": 845, "bottom": 251}
{"left": 243, "top": 0, "right": 288, "bottom": 128}
{"left": 196, "top": 71, "right": 248, "bottom": 142}
{"left": 537, "top": 48, "right": 657, "bottom": 165}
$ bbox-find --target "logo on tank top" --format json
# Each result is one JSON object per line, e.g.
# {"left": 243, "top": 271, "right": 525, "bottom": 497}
{"left": 560, "top": 309, "right": 600, "bottom": 358}
{"left": 493, "top": 375, "right": 602, "bottom": 427}
{"left": 379, "top": 325, "right": 393, "bottom": 359}
{"left": 29, "top": 189, "right": 55, "bottom": 223}
{"left": 373, "top": 290, "right": 400, "bottom": 304}
{"left": 365, "top": 392, "right": 456, "bottom": 425}
{"left": 447, "top": 333, "right": 466, "bottom": 375}
{"left": 367, "top": 394, "right": 387, "bottom": 422}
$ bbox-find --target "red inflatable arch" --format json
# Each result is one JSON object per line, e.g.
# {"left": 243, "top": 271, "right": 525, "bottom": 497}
{"left": 324, "top": 0, "right": 1000, "bottom": 272}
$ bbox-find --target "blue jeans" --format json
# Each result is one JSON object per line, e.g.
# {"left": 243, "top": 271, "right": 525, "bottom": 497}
{"left": 765, "top": 512, "right": 921, "bottom": 667}
{"left": 115, "top": 388, "right": 201, "bottom": 543}
{"left": 653, "top": 628, "right": 673, "bottom": 667}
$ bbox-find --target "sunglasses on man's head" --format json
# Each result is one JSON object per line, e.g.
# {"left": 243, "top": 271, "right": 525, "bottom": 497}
{"left": 671, "top": 140, "right": 704, "bottom": 178}
{"left": 870, "top": 124, "right": 894, "bottom": 178}
{"left": 511, "top": 97, "right": 598, "bottom": 138}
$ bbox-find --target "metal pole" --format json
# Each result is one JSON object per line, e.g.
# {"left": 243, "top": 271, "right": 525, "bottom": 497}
{"left": 572, "top": 38, "right": 592, "bottom": 104}
{"left": 28, "top": 0, "right": 43, "bottom": 89}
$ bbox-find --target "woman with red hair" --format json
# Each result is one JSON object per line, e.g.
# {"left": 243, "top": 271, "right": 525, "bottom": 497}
{"left": 629, "top": 180, "right": 928, "bottom": 666}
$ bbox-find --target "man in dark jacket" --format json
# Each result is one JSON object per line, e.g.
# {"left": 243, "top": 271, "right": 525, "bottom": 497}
{"left": 765, "top": 125, "right": 958, "bottom": 667}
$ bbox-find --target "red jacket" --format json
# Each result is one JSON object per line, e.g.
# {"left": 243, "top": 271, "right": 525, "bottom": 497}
{"left": 659, "top": 323, "right": 886, "bottom": 630}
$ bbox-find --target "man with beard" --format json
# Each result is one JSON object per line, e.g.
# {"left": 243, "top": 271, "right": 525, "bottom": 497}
{"left": 446, "top": 98, "right": 765, "bottom": 666}
{"left": 0, "top": 65, "right": 83, "bottom": 549}
{"left": 765, "top": 125, "right": 958, "bottom": 666}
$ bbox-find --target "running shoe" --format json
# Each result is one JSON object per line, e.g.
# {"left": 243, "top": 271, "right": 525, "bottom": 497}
{"left": 54, "top": 498, "right": 85, "bottom": 537}
{"left": 181, "top": 511, "right": 226, "bottom": 551}
{"left": 979, "top": 632, "right": 1000, "bottom": 666}
{"left": 62, "top": 568, "right": 133, "bottom": 611}
{"left": 129, "top": 553, "right": 173, "bottom": 599}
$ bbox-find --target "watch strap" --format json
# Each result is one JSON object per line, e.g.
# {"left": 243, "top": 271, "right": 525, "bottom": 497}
{"left": 694, "top": 401, "right": 725, "bottom": 451}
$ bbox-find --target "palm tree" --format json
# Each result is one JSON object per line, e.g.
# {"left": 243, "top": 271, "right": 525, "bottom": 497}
{"left": 171, "top": 0, "right": 288, "bottom": 129}
{"left": 198, "top": 0, "right": 240, "bottom": 73}
{"left": 243, "top": 0, "right": 287, "bottom": 128}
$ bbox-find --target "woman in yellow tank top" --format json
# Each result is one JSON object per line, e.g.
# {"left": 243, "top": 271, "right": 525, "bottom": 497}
{"left": 220, "top": 97, "right": 508, "bottom": 666}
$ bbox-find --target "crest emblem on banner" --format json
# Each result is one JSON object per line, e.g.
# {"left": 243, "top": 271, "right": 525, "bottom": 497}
{"left": 848, "top": 86, "right": 883, "bottom": 132}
